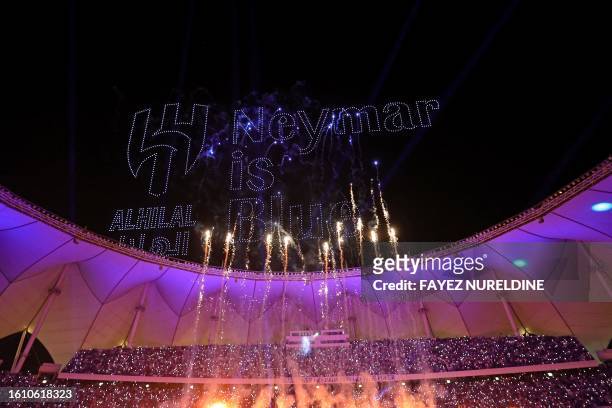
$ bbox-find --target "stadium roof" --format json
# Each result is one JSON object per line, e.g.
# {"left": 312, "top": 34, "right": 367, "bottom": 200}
{"left": 0, "top": 159, "right": 610, "bottom": 365}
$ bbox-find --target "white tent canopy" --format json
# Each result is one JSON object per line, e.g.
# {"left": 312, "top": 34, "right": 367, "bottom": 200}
{"left": 1, "top": 159, "right": 610, "bottom": 365}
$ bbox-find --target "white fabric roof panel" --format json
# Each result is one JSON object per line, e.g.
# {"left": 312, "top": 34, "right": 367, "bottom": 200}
{"left": 0, "top": 159, "right": 610, "bottom": 364}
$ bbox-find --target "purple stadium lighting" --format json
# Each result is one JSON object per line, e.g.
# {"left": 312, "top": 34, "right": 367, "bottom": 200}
{"left": 591, "top": 202, "right": 611, "bottom": 212}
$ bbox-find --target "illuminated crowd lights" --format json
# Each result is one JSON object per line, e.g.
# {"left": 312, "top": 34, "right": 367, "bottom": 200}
{"left": 5, "top": 369, "right": 609, "bottom": 408}
{"left": 47, "top": 334, "right": 609, "bottom": 407}
{"left": 67, "top": 334, "right": 597, "bottom": 383}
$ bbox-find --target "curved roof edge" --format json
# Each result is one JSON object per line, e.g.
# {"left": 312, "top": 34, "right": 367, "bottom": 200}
{"left": 1, "top": 156, "right": 610, "bottom": 280}
{"left": 432, "top": 156, "right": 611, "bottom": 257}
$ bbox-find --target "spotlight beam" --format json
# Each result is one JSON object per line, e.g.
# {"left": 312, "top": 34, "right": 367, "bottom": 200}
{"left": 383, "top": 0, "right": 520, "bottom": 187}
{"left": 368, "top": 0, "right": 422, "bottom": 104}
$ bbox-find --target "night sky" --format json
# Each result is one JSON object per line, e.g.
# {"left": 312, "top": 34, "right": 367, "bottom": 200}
{"left": 2, "top": 1, "right": 610, "bottom": 258}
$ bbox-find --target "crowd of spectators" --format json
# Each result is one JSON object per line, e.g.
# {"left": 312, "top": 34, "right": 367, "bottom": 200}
{"left": 62, "top": 336, "right": 593, "bottom": 378}
{"left": 1, "top": 366, "right": 610, "bottom": 407}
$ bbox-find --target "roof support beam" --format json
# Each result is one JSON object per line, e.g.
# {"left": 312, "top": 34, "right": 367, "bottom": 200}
{"left": 10, "top": 329, "right": 27, "bottom": 372}
{"left": 125, "top": 283, "right": 150, "bottom": 348}
{"left": 12, "top": 268, "right": 67, "bottom": 373}
{"left": 500, "top": 296, "right": 521, "bottom": 336}
{"left": 418, "top": 301, "right": 434, "bottom": 338}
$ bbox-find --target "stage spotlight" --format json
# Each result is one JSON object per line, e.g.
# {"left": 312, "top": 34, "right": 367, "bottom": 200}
{"left": 209, "top": 403, "right": 227, "bottom": 408}
{"left": 591, "top": 202, "right": 612, "bottom": 212}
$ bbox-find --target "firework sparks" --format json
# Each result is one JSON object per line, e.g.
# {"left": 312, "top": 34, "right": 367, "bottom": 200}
{"left": 322, "top": 241, "right": 330, "bottom": 274}
{"left": 356, "top": 217, "right": 364, "bottom": 259}
{"left": 223, "top": 232, "right": 233, "bottom": 270}
{"left": 370, "top": 229, "right": 379, "bottom": 257}
{"left": 264, "top": 233, "right": 273, "bottom": 274}
{"left": 336, "top": 221, "right": 345, "bottom": 270}
{"left": 244, "top": 211, "right": 255, "bottom": 269}
{"left": 202, "top": 228, "right": 213, "bottom": 270}
{"left": 283, "top": 235, "right": 291, "bottom": 274}
{"left": 370, "top": 179, "right": 380, "bottom": 233}
{"left": 349, "top": 182, "right": 358, "bottom": 228}
{"left": 296, "top": 241, "right": 306, "bottom": 272}
{"left": 377, "top": 178, "right": 396, "bottom": 246}
{"left": 389, "top": 226, "right": 398, "bottom": 254}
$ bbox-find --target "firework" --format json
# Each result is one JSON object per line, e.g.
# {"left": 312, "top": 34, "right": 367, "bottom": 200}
{"left": 389, "top": 226, "right": 398, "bottom": 254}
{"left": 377, "top": 178, "right": 396, "bottom": 246}
{"left": 349, "top": 182, "right": 358, "bottom": 229}
{"left": 356, "top": 217, "right": 364, "bottom": 259}
{"left": 222, "top": 232, "right": 233, "bottom": 270}
{"left": 259, "top": 234, "right": 275, "bottom": 340}
{"left": 244, "top": 211, "right": 255, "bottom": 269}
{"left": 370, "top": 229, "right": 379, "bottom": 257}
{"left": 322, "top": 241, "right": 330, "bottom": 274}
{"left": 296, "top": 241, "right": 306, "bottom": 272}
{"left": 336, "top": 221, "right": 344, "bottom": 270}
{"left": 370, "top": 179, "right": 380, "bottom": 233}
{"left": 264, "top": 233, "right": 273, "bottom": 274}
{"left": 283, "top": 235, "right": 290, "bottom": 274}
{"left": 202, "top": 228, "right": 213, "bottom": 270}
